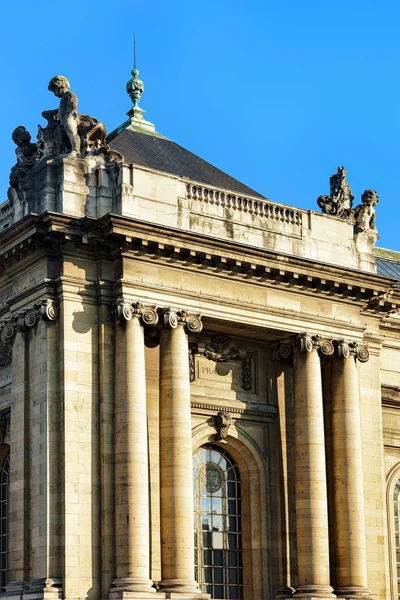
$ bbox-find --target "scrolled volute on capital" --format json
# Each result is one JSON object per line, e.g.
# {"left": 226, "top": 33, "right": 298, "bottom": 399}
{"left": 0, "top": 299, "right": 58, "bottom": 342}
{"left": 334, "top": 340, "right": 369, "bottom": 363}
{"left": 111, "top": 300, "right": 159, "bottom": 327}
{"left": 158, "top": 307, "right": 203, "bottom": 333}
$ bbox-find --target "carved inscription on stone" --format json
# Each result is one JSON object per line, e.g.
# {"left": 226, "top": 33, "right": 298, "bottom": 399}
{"left": 191, "top": 334, "right": 256, "bottom": 394}
{"left": 198, "top": 358, "right": 242, "bottom": 385}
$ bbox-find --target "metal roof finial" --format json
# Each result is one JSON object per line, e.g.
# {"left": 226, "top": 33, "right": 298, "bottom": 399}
{"left": 127, "top": 34, "right": 144, "bottom": 108}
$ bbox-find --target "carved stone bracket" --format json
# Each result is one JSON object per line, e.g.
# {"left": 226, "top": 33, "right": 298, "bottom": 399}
{"left": 213, "top": 410, "right": 233, "bottom": 440}
{"left": 274, "top": 333, "right": 369, "bottom": 363}
{"left": 0, "top": 298, "right": 58, "bottom": 346}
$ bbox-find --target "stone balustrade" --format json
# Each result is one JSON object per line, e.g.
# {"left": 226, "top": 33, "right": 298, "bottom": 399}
{"left": 186, "top": 183, "right": 303, "bottom": 226}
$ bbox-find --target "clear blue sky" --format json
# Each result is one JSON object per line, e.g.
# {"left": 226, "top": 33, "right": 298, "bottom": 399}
{"left": 1, "top": 0, "right": 399, "bottom": 250}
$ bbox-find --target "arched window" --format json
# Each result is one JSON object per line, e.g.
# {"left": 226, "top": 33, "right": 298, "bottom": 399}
{"left": 0, "top": 454, "right": 10, "bottom": 591}
{"left": 193, "top": 444, "right": 243, "bottom": 599}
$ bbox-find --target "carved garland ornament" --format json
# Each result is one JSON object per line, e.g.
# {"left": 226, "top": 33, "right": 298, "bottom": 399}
{"left": 275, "top": 332, "right": 369, "bottom": 363}
{"left": 190, "top": 334, "right": 254, "bottom": 391}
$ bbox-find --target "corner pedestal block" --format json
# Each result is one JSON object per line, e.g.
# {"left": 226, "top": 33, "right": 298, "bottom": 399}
{"left": 1, "top": 579, "right": 62, "bottom": 600}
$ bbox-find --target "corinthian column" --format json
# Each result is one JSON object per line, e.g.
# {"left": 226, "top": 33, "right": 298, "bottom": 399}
{"left": 331, "top": 342, "right": 370, "bottom": 599}
{"left": 158, "top": 309, "right": 205, "bottom": 596}
{"left": 110, "top": 300, "right": 158, "bottom": 598}
{"left": 292, "top": 334, "right": 335, "bottom": 600}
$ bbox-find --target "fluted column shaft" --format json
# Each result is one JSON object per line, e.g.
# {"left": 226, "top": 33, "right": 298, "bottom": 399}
{"left": 293, "top": 335, "right": 334, "bottom": 599}
{"left": 158, "top": 310, "right": 203, "bottom": 595}
{"left": 331, "top": 343, "right": 370, "bottom": 598}
{"left": 112, "top": 301, "right": 155, "bottom": 595}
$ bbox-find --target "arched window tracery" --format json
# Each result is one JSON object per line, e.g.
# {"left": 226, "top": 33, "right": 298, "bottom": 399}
{"left": 193, "top": 444, "right": 243, "bottom": 599}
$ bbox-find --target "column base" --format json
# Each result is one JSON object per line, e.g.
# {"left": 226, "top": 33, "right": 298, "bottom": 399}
{"left": 294, "top": 585, "right": 336, "bottom": 599}
{"left": 335, "top": 586, "right": 370, "bottom": 600}
{"left": 157, "top": 580, "right": 209, "bottom": 598}
{"left": 275, "top": 586, "right": 295, "bottom": 599}
{"left": 110, "top": 577, "right": 156, "bottom": 598}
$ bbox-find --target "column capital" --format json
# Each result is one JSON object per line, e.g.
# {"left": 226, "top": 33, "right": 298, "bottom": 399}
{"left": 158, "top": 307, "right": 203, "bottom": 334}
{"left": 110, "top": 299, "right": 159, "bottom": 327}
{"left": 274, "top": 334, "right": 369, "bottom": 363}
{"left": 0, "top": 298, "right": 58, "bottom": 344}
{"left": 334, "top": 340, "right": 370, "bottom": 363}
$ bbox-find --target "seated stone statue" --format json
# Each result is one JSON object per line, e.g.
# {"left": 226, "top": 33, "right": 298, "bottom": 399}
{"left": 317, "top": 166, "right": 354, "bottom": 220}
{"left": 47, "top": 76, "right": 107, "bottom": 156}
{"left": 8, "top": 126, "right": 38, "bottom": 207}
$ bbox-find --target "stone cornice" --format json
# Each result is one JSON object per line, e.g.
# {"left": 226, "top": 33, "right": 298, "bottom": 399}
{"left": 382, "top": 385, "right": 400, "bottom": 409}
{"left": 0, "top": 212, "right": 398, "bottom": 314}
{"left": 190, "top": 401, "right": 277, "bottom": 422}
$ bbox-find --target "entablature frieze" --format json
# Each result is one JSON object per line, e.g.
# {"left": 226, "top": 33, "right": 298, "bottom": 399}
{"left": 0, "top": 213, "right": 398, "bottom": 316}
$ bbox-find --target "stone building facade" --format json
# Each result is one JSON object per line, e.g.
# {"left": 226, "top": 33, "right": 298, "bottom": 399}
{"left": 0, "top": 72, "right": 399, "bottom": 600}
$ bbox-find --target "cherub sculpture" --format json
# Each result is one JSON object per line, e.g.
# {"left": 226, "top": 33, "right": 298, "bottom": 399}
{"left": 47, "top": 75, "right": 107, "bottom": 156}
{"left": 353, "top": 189, "right": 379, "bottom": 235}
{"left": 48, "top": 75, "right": 81, "bottom": 155}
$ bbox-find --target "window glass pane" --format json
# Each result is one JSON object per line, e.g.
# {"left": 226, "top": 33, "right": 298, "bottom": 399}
{"left": 212, "top": 497, "right": 222, "bottom": 513}
{"left": 201, "top": 497, "right": 211, "bottom": 513}
{"left": 212, "top": 515, "right": 223, "bottom": 531}
{"left": 214, "top": 568, "right": 223, "bottom": 583}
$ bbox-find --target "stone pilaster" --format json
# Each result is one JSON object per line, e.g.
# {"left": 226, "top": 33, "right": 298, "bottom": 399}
{"left": 331, "top": 342, "right": 370, "bottom": 599}
{"left": 110, "top": 300, "right": 158, "bottom": 598}
{"left": 158, "top": 309, "right": 208, "bottom": 597}
{"left": 291, "top": 334, "right": 335, "bottom": 600}
{"left": 0, "top": 300, "right": 61, "bottom": 600}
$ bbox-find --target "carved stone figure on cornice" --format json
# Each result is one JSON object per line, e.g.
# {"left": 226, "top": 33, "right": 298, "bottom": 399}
{"left": 47, "top": 75, "right": 107, "bottom": 156}
{"left": 8, "top": 126, "right": 38, "bottom": 209}
{"left": 317, "top": 166, "right": 354, "bottom": 219}
{"left": 214, "top": 410, "right": 233, "bottom": 440}
{"left": 48, "top": 76, "right": 81, "bottom": 155}
{"left": 353, "top": 189, "right": 379, "bottom": 242}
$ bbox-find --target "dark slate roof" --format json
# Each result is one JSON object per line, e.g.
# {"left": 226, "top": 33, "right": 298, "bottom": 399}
{"left": 108, "top": 128, "right": 264, "bottom": 198}
{"left": 375, "top": 247, "right": 400, "bottom": 288}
